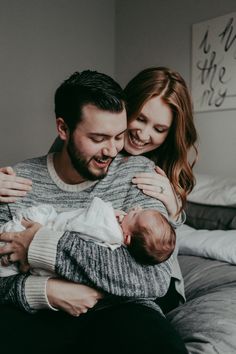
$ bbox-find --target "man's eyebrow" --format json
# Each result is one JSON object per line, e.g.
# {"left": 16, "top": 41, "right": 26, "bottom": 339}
{"left": 89, "top": 133, "right": 110, "bottom": 137}
{"left": 89, "top": 129, "right": 127, "bottom": 137}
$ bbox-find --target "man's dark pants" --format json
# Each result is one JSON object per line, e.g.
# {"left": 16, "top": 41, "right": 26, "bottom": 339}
{"left": 0, "top": 303, "right": 187, "bottom": 354}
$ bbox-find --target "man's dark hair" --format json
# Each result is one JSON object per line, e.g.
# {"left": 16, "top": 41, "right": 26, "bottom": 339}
{"left": 54, "top": 70, "right": 125, "bottom": 132}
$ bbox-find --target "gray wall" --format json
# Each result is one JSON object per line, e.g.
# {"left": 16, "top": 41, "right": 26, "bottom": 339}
{"left": 0, "top": 0, "right": 115, "bottom": 165}
{"left": 116, "top": 0, "right": 236, "bottom": 178}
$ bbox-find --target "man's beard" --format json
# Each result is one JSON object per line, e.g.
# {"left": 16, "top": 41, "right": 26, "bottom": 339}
{"left": 67, "top": 135, "right": 108, "bottom": 181}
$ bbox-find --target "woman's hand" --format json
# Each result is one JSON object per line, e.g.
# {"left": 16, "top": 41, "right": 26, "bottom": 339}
{"left": 0, "top": 167, "right": 32, "bottom": 203}
{"left": 47, "top": 278, "right": 104, "bottom": 316}
{"left": 132, "top": 166, "right": 181, "bottom": 220}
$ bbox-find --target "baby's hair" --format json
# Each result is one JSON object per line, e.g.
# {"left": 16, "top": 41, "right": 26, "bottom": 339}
{"left": 127, "top": 210, "right": 176, "bottom": 265}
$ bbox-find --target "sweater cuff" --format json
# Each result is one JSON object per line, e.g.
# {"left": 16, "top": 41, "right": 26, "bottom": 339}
{"left": 28, "top": 227, "right": 64, "bottom": 273}
{"left": 25, "top": 275, "right": 58, "bottom": 311}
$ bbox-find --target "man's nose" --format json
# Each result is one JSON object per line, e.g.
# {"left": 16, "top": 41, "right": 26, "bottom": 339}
{"left": 102, "top": 141, "right": 118, "bottom": 157}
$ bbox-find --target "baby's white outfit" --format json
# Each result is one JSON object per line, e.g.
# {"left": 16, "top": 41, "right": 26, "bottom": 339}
{"left": 0, "top": 197, "right": 123, "bottom": 276}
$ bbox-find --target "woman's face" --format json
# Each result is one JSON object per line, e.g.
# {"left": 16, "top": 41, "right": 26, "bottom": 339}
{"left": 124, "top": 95, "right": 173, "bottom": 155}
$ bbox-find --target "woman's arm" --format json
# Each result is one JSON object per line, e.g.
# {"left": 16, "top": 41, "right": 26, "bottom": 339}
{"left": 0, "top": 167, "right": 32, "bottom": 203}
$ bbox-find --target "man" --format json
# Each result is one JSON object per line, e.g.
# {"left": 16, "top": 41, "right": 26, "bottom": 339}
{"left": 0, "top": 70, "right": 187, "bottom": 354}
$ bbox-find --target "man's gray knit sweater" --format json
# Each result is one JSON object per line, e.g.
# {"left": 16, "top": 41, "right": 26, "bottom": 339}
{"left": 0, "top": 153, "right": 183, "bottom": 313}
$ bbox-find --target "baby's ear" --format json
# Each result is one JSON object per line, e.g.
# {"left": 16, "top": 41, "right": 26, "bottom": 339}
{"left": 124, "top": 234, "right": 131, "bottom": 245}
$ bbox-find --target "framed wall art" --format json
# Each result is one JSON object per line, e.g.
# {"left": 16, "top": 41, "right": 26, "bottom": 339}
{"left": 191, "top": 12, "right": 236, "bottom": 112}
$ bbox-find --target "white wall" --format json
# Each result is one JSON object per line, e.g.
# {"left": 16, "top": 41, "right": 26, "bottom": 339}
{"left": 0, "top": 0, "right": 115, "bottom": 166}
{"left": 115, "top": 0, "right": 236, "bottom": 178}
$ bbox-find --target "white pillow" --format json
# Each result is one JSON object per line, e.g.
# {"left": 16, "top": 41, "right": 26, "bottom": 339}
{"left": 187, "top": 173, "right": 236, "bottom": 206}
{"left": 177, "top": 224, "right": 236, "bottom": 264}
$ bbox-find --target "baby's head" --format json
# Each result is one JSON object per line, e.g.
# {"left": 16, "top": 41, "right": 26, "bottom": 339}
{"left": 121, "top": 207, "right": 176, "bottom": 265}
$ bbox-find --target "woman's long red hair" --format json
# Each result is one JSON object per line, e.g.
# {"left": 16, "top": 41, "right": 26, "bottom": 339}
{"left": 124, "top": 67, "right": 198, "bottom": 212}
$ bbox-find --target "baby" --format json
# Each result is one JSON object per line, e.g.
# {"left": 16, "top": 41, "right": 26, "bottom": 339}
{"left": 116, "top": 206, "right": 176, "bottom": 265}
{"left": 0, "top": 197, "right": 176, "bottom": 276}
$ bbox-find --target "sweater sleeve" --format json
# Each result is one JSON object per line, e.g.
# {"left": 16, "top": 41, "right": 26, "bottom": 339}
{"left": 0, "top": 272, "right": 32, "bottom": 312}
{"left": 0, "top": 203, "right": 52, "bottom": 313}
{"left": 29, "top": 227, "right": 172, "bottom": 298}
{"left": 0, "top": 273, "right": 52, "bottom": 313}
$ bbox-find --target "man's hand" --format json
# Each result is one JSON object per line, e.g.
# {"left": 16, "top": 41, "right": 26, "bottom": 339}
{"left": 0, "top": 220, "right": 42, "bottom": 272}
{"left": 47, "top": 279, "right": 104, "bottom": 316}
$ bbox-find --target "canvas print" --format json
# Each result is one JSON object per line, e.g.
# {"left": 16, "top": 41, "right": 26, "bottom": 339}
{"left": 192, "top": 12, "right": 236, "bottom": 112}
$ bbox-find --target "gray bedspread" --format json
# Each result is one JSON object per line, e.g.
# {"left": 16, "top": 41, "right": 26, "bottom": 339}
{"left": 167, "top": 255, "right": 236, "bottom": 354}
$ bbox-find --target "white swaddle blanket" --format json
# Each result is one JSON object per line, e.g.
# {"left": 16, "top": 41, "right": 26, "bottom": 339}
{"left": 0, "top": 197, "right": 123, "bottom": 277}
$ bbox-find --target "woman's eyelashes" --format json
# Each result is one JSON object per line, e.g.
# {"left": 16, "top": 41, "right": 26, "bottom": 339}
{"left": 154, "top": 127, "right": 166, "bottom": 133}
{"left": 137, "top": 116, "right": 145, "bottom": 122}
{"left": 136, "top": 116, "right": 167, "bottom": 134}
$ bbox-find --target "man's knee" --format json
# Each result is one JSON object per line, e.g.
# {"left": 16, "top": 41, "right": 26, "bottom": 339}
{"left": 83, "top": 303, "right": 187, "bottom": 354}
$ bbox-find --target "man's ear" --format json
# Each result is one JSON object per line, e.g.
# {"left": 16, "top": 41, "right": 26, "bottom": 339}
{"left": 124, "top": 234, "right": 131, "bottom": 245}
{"left": 56, "top": 118, "right": 69, "bottom": 141}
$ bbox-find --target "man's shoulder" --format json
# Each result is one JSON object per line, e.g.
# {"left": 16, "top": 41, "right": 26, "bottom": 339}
{"left": 112, "top": 153, "right": 155, "bottom": 172}
{"left": 13, "top": 155, "right": 48, "bottom": 178}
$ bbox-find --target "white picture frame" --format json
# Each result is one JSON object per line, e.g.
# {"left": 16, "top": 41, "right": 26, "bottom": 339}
{"left": 191, "top": 12, "right": 236, "bottom": 112}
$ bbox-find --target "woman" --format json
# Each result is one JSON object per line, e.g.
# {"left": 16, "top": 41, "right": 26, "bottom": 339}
{"left": 124, "top": 66, "right": 197, "bottom": 217}
{"left": 0, "top": 67, "right": 197, "bottom": 313}
{"left": 124, "top": 66, "right": 197, "bottom": 312}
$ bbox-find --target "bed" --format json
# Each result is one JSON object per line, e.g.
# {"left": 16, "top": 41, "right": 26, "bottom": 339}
{"left": 166, "top": 173, "right": 236, "bottom": 354}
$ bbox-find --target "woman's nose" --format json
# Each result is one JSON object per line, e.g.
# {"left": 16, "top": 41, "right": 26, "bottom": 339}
{"left": 137, "top": 128, "right": 150, "bottom": 142}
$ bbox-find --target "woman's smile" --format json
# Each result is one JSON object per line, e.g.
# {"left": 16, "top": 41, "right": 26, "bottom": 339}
{"left": 128, "top": 131, "right": 149, "bottom": 148}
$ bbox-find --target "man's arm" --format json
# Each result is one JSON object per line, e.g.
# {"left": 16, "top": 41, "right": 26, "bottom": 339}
{"left": 0, "top": 222, "right": 172, "bottom": 301}
{"left": 0, "top": 204, "right": 51, "bottom": 313}
{"left": 28, "top": 226, "right": 172, "bottom": 298}
{"left": 0, "top": 272, "right": 52, "bottom": 313}
{"left": 57, "top": 231, "right": 173, "bottom": 297}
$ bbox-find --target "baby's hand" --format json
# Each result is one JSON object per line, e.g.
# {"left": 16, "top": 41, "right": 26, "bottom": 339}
{"left": 114, "top": 210, "right": 126, "bottom": 223}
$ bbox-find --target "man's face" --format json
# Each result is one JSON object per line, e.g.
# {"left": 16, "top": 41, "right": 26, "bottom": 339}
{"left": 67, "top": 104, "right": 127, "bottom": 181}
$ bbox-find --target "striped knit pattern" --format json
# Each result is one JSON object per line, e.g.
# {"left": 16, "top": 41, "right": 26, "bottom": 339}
{"left": 0, "top": 152, "right": 180, "bottom": 313}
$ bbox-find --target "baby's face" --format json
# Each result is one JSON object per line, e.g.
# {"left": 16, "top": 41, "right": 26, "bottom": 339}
{"left": 121, "top": 206, "right": 145, "bottom": 234}
{"left": 121, "top": 207, "right": 160, "bottom": 237}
